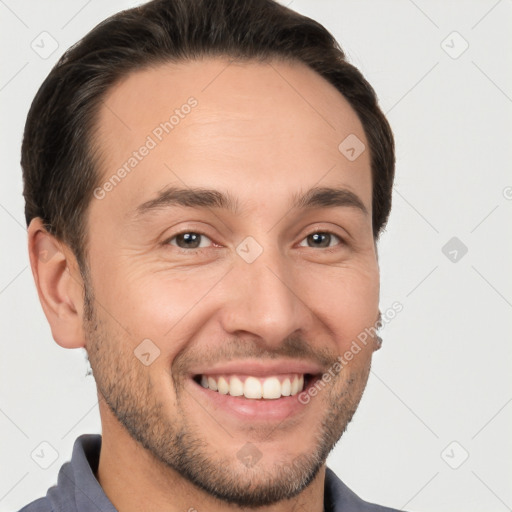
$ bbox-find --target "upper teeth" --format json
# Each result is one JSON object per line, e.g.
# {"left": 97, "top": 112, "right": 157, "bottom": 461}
{"left": 200, "top": 374, "right": 305, "bottom": 399}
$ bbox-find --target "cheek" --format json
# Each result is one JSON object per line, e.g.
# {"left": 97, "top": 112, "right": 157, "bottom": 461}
{"left": 92, "top": 260, "right": 224, "bottom": 353}
{"left": 298, "top": 262, "right": 380, "bottom": 337}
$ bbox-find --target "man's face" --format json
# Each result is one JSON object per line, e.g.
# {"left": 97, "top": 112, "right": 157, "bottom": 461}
{"left": 84, "top": 57, "right": 380, "bottom": 506}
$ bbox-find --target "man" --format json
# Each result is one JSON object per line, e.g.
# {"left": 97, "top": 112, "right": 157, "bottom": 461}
{"left": 20, "top": 0, "right": 400, "bottom": 510}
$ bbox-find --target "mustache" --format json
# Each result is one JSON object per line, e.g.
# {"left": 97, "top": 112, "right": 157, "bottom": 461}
{"left": 172, "top": 333, "right": 338, "bottom": 375}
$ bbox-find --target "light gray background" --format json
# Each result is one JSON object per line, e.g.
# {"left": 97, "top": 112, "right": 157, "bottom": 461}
{"left": 1, "top": 1, "right": 511, "bottom": 511}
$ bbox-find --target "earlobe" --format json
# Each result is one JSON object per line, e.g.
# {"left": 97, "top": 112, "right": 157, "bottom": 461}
{"left": 28, "top": 218, "right": 86, "bottom": 349}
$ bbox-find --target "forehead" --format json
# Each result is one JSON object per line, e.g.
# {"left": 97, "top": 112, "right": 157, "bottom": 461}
{"left": 91, "top": 57, "right": 371, "bottom": 224}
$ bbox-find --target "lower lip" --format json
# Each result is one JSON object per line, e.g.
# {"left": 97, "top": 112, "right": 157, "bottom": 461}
{"left": 189, "top": 378, "right": 313, "bottom": 422}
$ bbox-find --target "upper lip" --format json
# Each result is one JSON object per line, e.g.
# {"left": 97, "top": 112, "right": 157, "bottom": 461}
{"left": 190, "top": 359, "right": 324, "bottom": 377}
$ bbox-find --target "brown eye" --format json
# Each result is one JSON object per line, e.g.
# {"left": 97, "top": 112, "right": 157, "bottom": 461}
{"left": 168, "top": 232, "right": 212, "bottom": 250}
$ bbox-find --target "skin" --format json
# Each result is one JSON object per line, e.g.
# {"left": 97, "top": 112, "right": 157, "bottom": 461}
{"left": 28, "top": 57, "right": 381, "bottom": 512}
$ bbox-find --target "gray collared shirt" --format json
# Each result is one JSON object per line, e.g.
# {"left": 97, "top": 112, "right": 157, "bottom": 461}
{"left": 18, "top": 434, "right": 403, "bottom": 512}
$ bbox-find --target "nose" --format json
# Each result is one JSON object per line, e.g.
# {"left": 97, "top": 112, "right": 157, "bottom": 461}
{"left": 218, "top": 244, "right": 314, "bottom": 348}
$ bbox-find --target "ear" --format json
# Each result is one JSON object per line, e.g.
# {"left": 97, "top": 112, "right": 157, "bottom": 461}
{"left": 373, "top": 309, "right": 383, "bottom": 352}
{"left": 27, "top": 218, "right": 86, "bottom": 349}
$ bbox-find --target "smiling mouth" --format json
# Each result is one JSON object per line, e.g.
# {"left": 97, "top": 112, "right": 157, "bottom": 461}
{"left": 193, "top": 373, "right": 319, "bottom": 399}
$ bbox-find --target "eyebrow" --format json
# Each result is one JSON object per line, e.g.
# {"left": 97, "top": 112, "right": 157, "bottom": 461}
{"left": 133, "top": 185, "right": 368, "bottom": 220}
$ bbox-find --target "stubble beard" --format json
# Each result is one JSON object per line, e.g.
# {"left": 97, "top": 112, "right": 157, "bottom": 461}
{"left": 82, "top": 279, "right": 371, "bottom": 508}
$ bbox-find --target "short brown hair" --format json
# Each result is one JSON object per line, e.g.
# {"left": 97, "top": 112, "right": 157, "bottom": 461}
{"left": 21, "top": 0, "right": 395, "bottom": 272}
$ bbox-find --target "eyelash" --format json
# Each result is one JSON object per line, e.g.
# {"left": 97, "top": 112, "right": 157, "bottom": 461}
{"left": 163, "top": 229, "right": 346, "bottom": 253}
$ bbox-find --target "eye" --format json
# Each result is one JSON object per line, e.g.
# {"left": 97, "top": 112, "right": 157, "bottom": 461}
{"left": 298, "top": 231, "right": 344, "bottom": 249}
{"left": 166, "top": 231, "right": 214, "bottom": 250}
{"left": 163, "top": 230, "right": 344, "bottom": 252}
